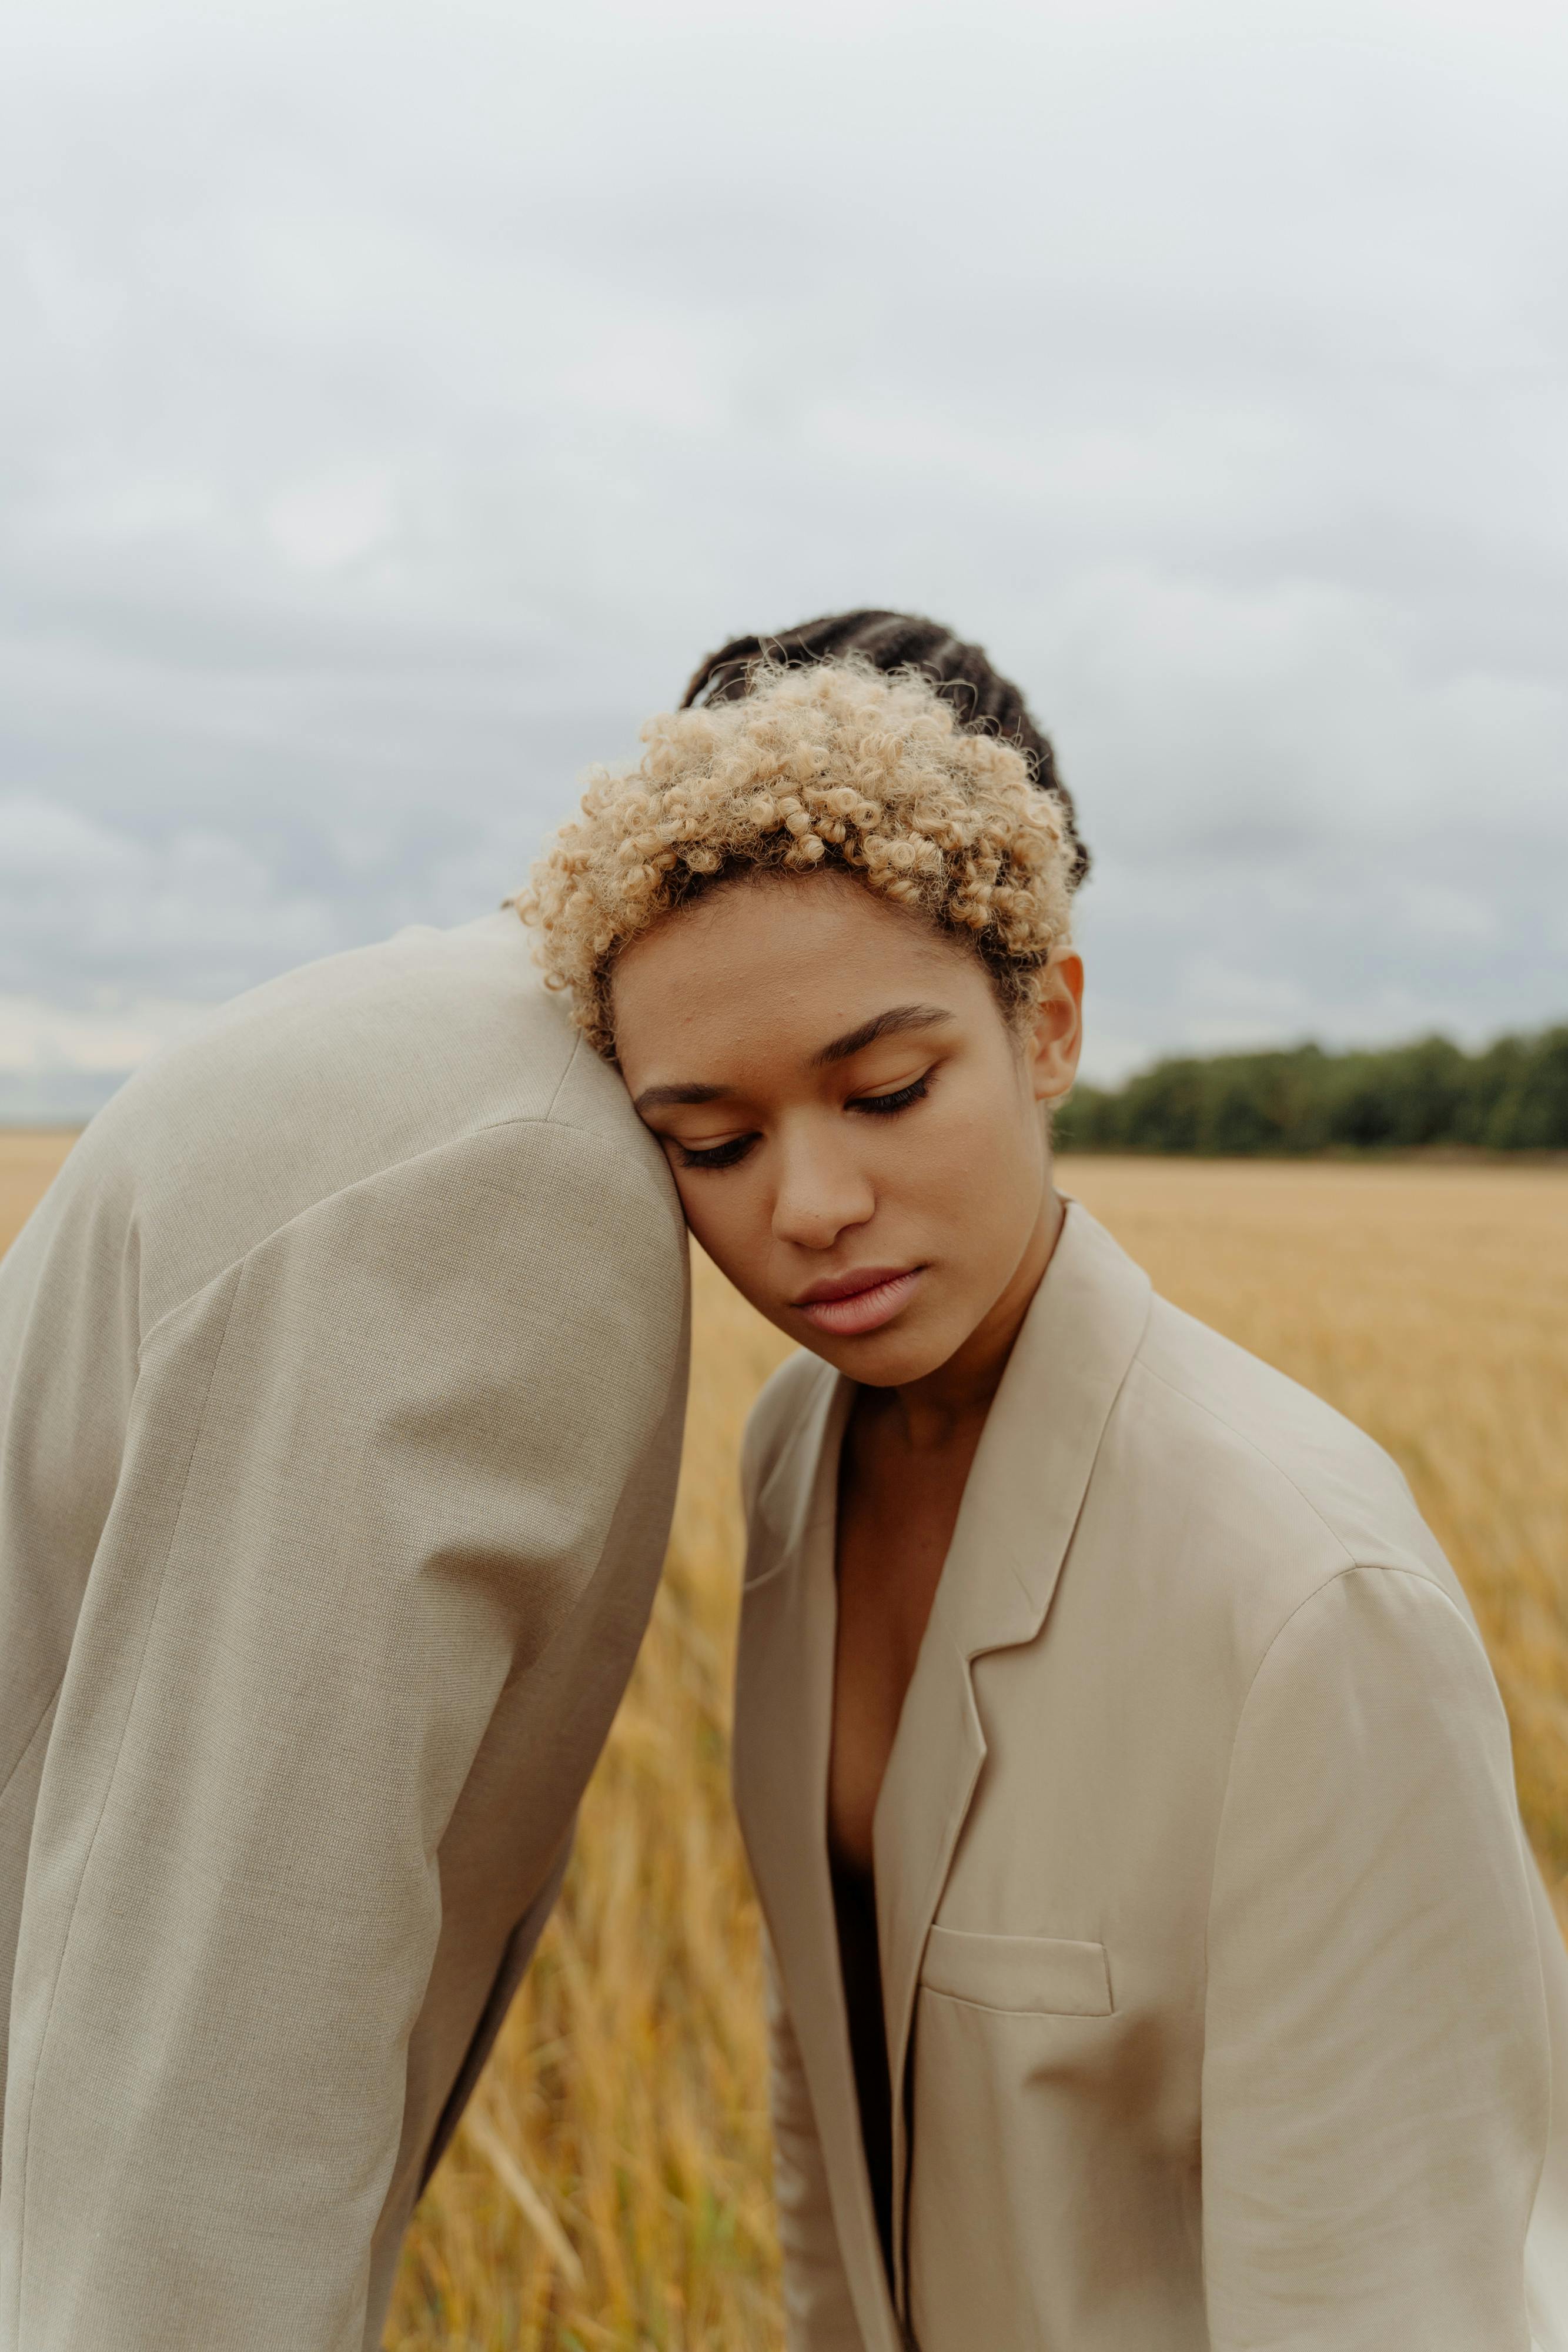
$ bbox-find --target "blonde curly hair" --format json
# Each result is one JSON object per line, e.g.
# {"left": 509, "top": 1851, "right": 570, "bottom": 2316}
{"left": 518, "top": 657, "right": 1076, "bottom": 1060}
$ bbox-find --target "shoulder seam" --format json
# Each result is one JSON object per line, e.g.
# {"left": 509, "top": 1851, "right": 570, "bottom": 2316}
{"left": 1243, "top": 1559, "right": 1475, "bottom": 1708}
{"left": 1202, "top": 1563, "right": 1486, "bottom": 1994}
{"left": 540, "top": 1019, "right": 587, "bottom": 1121}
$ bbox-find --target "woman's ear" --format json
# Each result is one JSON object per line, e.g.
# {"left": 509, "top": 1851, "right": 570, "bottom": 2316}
{"left": 1025, "top": 953, "right": 1085, "bottom": 1105}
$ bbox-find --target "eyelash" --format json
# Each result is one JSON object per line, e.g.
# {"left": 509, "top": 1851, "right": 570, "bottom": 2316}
{"left": 675, "top": 1073, "right": 932, "bottom": 1172}
{"left": 855, "top": 1074, "right": 930, "bottom": 1118}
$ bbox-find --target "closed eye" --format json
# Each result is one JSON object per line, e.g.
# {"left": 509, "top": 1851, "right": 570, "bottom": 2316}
{"left": 676, "top": 1132, "right": 758, "bottom": 1171}
{"left": 673, "top": 1069, "right": 931, "bottom": 1168}
{"left": 849, "top": 1073, "right": 931, "bottom": 1118}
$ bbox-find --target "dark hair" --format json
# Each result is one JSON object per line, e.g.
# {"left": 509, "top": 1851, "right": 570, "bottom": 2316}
{"left": 680, "top": 607, "right": 1089, "bottom": 888}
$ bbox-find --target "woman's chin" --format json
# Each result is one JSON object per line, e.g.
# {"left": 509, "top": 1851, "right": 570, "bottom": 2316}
{"left": 794, "top": 1312, "right": 960, "bottom": 1389}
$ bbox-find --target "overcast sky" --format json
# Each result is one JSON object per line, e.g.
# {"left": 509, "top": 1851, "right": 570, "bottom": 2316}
{"left": 2, "top": 0, "right": 1565, "bottom": 1115}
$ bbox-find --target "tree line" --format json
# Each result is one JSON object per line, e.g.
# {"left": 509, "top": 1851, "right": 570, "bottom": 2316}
{"left": 1057, "top": 1025, "right": 1568, "bottom": 1156}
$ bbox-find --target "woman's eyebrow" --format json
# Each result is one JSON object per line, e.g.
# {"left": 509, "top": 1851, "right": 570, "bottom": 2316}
{"left": 631, "top": 1080, "right": 728, "bottom": 1115}
{"left": 633, "top": 1005, "right": 954, "bottom": 1112}
{"left": 811, "top": 1003, "right": 954, "bottom": 1067}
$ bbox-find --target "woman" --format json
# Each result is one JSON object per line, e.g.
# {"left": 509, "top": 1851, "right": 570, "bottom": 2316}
{"left": 522, "top": 622, "right": 1568, "bottom": 2351}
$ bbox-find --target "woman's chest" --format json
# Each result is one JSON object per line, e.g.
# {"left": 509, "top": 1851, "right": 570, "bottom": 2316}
{"left": 829, "top": 1438, "right": 972, "bottom": 1872}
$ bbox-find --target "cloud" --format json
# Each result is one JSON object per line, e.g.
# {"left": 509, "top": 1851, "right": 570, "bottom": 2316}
{"left": 0, "top": 992, "right": 208, "bottom": 1075}
{"left": 0, "top": 796, "right": 340, "bottom": 1003}
{"left": 0, "top": 0, "right": 1564, "bottom": 1112}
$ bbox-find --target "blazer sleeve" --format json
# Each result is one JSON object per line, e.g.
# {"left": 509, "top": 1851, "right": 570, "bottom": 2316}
{"left": 1201, "top": 1562, "right": 1550, "bottom": 2352}
{"left": 764, "top": 1929, "right": 867, "bottom": 2352}
{"left": 0, "top": 1118, "right": 686, "bottom": 2352}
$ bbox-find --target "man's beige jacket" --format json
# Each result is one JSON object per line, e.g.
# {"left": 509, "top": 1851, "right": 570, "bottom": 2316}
{"left": 734, "top": 1201, "right": 1568, "bottom": 2352}
{"left": 0, "top": 913, "right": 688, "bottom": 2352}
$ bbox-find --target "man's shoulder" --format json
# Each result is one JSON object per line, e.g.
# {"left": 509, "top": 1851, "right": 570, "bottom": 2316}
{"left": 129, "top": 911, "right": 569, "bottom": 1122}
{"left": 68, "top": 913, "right": 674, "bottom": 1327}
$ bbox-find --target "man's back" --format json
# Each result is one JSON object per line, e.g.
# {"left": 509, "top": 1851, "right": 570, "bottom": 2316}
{"left": 0, "top": 913, "right": 689, "bottom": 2351}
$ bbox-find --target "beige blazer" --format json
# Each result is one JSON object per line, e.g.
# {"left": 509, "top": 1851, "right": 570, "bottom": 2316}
{"left": 734, "top": 1201, "right": 1568, "bottom": 2352}
{"left": 0, "top": 913, "right": 688, "bottom": 2352}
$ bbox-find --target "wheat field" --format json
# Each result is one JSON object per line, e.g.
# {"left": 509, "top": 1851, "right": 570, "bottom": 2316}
{"left": 2, "top": 1137, "right": 1566, "bottom": 2349}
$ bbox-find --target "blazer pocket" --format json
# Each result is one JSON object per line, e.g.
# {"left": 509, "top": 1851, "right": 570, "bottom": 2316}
{"left": 922, "top": 1925, "right": 1113, "bottom": 2017}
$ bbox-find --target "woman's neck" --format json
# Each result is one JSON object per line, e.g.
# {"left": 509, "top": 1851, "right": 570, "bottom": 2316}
{"left": 880, "top": 1184, "right": 1066, "bottom": 1455}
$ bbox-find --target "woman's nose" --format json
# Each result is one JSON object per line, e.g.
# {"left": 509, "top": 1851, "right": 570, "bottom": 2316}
{"left": 770, "top": 1135, "right": 874, "bottom": 1252}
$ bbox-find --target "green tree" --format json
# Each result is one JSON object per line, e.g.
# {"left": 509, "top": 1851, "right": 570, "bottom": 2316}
{"left": 1058, "top": 1024, "right": 1568, "bottom": 1155}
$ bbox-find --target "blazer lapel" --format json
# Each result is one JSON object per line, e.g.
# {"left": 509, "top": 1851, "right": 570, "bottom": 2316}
{"left": 872, "top": 1202, "right": 1153, "bottom": 2316}
{"left": 732, "top": 1372, "right": 905, "bottom": 2352}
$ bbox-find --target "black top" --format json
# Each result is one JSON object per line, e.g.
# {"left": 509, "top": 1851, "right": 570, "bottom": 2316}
{"left": 830, "top": 1844, "right": 894, "bottom": 2282}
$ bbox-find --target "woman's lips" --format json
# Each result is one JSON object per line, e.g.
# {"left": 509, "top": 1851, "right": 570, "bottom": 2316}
{"left": 795, "top": 1267, "right": 924, "bottom": 1338}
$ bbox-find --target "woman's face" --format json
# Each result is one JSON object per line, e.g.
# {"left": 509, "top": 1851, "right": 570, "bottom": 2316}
{"left": 611, "top": 871, "right": 1084, "bottom": 1388}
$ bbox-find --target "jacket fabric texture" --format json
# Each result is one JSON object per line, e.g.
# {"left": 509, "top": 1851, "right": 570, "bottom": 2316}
{"left": 0, "top": 912, "right": 690, "bottom": 2352}
{"left": 734, "top": 1200, "right": 1568, "bottom": 2352}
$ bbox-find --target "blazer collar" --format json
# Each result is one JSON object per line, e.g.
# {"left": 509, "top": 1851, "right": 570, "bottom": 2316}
{"left": 872, "top": 1200, "right": 1151, "bottom": 2311}
{"left": 733, "top": 1375, "right": 906, "bottom": 2352}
